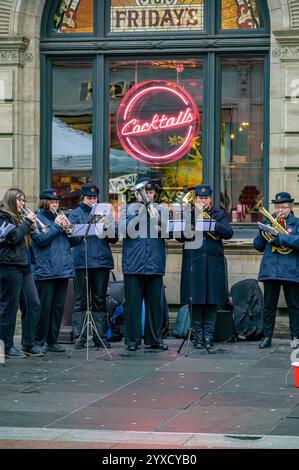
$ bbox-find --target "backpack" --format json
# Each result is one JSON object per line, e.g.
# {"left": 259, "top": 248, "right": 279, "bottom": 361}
{"left": 173, "top": 304, "right": 191, "bottom": 338}
{"left": 106, "top": 273, "right": 125, "bottom": 342}
{"left": 230, "top": 279, "right": 264, "bottom": 341}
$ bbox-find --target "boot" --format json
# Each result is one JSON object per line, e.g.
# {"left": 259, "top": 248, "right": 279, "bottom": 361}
{"left": 92, "top": 311, "right": 111, "bottom": 348}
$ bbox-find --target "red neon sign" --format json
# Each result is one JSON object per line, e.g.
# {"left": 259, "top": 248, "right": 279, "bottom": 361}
{"left": 116, "top": 80, "right": 200, "bottom": 165}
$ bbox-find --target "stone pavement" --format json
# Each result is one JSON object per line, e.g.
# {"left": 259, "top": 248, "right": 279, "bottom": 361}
{"left": 0, "top": 336, "right": 299, "bottom": 449}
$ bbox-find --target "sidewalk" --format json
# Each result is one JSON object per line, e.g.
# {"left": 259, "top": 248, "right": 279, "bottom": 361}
{"left": 0, "top": 337, "right": 299, "bottom": 449}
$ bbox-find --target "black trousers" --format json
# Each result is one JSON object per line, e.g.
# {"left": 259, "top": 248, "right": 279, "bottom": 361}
{"left": 263, "top": 280, "right": 299, "bottom": 339}
{"left": 72, "top": 268, "right": 110, "bottom": 341}
{"left": 191, "top": 304, "right": 218, "bottom": 342}
{"left": 35, "top": 278, "right": 69, "bottom": 346}
{"left": 124, "top": 274, "right": 163, "bottom": 347}
{"left": 20, "top": 267, "right": 41, "bottom": 348}
{"left": 0, "top": 265, "right": 26, "bottom": 350}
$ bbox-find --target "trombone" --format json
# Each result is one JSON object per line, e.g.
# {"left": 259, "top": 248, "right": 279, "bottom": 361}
{"left": 21, "top": 208, "right": 50, "bottom": 234}
{"left": 249, "top": 198, "right": 292, "bottom": 255}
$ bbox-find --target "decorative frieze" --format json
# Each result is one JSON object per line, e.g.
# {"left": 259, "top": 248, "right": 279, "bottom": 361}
{"left": 0, "top": 36, "right": 29, "bottom": 66}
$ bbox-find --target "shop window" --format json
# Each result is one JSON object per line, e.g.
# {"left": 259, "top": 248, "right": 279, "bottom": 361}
{"left": 52, "top": 61, "right": 93, "bottom": 209}
{"left": 53, "top": 0, "right": 93, "bottom": 33}
{"left": 221, "top": 0, "right": 263, "bottom": 30}
{"left": 109, "top": 59, "right": 203, "bottom": 210}
{"left": 221, "top": 58, "right": 264, "bottom": 222}
{"left": 110, "top": 0, "right": 205, "bottom": 33}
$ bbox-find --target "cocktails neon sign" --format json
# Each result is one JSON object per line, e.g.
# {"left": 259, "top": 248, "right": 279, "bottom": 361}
{"left": 116, "top": 80, "right": 200, "bottom": 165}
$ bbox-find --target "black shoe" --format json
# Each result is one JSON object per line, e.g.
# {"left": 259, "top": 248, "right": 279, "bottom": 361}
{"left": 194, "top": 341, "right": 205, "bottom": 349}
{"left": 46, "top": 343, "right": 65, "bottom": 353}
{"left": 74, "top": 339, "right": 86, "bottom": 349}
{"left": 127, "top": 345, "right": 137, "bottom": 351}
{"left": 94, "top": 339, "right": 111, "bottom": 349}
{"left": 5, "top": 347, "right": 26, "bottom": 359}
{"left": 22, "top": 345, "right": 44, "bottom": 357}
{"left": 150, "top": 343, "right": 168, "bottom": 351}
{"left": 259, "top": 337, "right": 272, "bottom": 349}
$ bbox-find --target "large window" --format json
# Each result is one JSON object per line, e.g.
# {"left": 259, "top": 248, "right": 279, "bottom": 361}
{"left": 41, "top": 0, "right": 270, "bottom": 228}
{"left": 221, "top": 58, "right": 264, "bottom": 222}
{"left": 109, "top": 59, "right": 203, "bottom": 208}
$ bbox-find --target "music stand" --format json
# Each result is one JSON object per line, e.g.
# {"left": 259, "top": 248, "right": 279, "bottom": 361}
{"left": 177, "top": 217, "right": 214, "bottom": 356}
{"left": 69, "top": 207, "right": 112, "bottom": 361}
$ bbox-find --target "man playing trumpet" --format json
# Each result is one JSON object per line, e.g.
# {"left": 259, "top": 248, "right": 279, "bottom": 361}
{"left": 253, "top": 192, "right": 299, "bottom": 349}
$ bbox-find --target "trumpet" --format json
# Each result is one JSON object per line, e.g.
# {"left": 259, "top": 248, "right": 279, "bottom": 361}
{"left": 134, "top": 182, "right": 160, "bottom": 221}
{"left": 21, "top": 208, "right": 50, "bottom": 234}
{"left": 182, "top": 191, "right": 219, "bottom": 240}
{"left": 53, "top": 209, "right": 74, "bottom": 236}
{"left": 249, "top": 198, "right": 292, "bottom": 255}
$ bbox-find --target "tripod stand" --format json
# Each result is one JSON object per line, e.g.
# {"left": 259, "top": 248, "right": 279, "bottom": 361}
{"left": 69, "top": 217, "right": 112, "bottom": 361}
{"left": 177, "top": 305, "right": 210, "bottom": 356}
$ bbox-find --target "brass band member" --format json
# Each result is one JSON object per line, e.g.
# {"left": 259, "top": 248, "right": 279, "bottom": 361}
{"left": 31, "top": 189, "right": 80, "bottom": 353}
{"left": 0, "top": 188, "right": 40, "bottom": 358}
{"left": 254, "top": 192, "right": 299, "bottom": 349}
{"left": 179, "top": 184, "right": 233, "bottom": 349}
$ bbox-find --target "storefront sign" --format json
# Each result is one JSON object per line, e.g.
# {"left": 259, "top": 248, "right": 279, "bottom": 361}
{"left": 111, "top": 0, "right": 204, "bottom": 33}
{"left": 116, "top": 80, "right": 200, "bottom": 165}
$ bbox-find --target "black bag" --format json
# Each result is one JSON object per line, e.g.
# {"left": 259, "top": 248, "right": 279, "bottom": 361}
{"left": 230, "top": 279, "right": 264, "bottom": 341}
{"left": 173, "top": 305, "right": 191, "bottom": 338}
{"left": 106, "top": 273, "right": 125, "bottom": 342}
{"left": 214, "top": 305, "right": 235, "bottom": 342}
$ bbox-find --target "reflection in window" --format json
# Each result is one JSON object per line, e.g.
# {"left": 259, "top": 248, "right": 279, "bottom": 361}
{"left": 109, "top": 59, "right": 203, "bottom": 214}
{"left": 111, "top": 0, "right": 205, "bottom": 33}
{"left": 52, "top": 61, "right": 93, "bottom": 209}
{"left": 221, "top": 58, "right": 264, "bottom": 223}
{"left": 221, "top": 0, "right": 263, "bottom": 30}
{"left": 53, "top": 0, "right": 93, "bottom": 33}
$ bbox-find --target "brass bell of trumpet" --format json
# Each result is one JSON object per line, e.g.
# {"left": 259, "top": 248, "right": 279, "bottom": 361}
{"left": 53, "top": 209, "right": 74, "bottom": 236}
{"left": 249, "top": 198, "right": 293, "bottom": 255}
{"left": 134, "top": 181, "right": 159, "bottom": 220}
{"left": 182, "top": 191, "right": 219, "bottom": 240}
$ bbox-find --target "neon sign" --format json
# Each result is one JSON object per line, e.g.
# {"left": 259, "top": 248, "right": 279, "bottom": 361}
{"left": 116, "top": 80, "right": 200, "bottom": 165}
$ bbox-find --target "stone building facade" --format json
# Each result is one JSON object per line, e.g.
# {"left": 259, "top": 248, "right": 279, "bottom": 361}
{"left": 0, "top": 0, "right": 298, "bottom": 311}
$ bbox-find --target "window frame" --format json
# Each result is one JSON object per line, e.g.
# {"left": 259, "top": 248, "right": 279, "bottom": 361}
{"left": 40, "top": 0, "right": 270, "bottom": 234}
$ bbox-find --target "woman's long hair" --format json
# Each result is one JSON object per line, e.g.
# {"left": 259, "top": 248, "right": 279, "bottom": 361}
{"left": 0, "top": 188, "right": 31, "bottom": 246}
{"left": 0, "top": 188, "right": 24, "bottom": 224}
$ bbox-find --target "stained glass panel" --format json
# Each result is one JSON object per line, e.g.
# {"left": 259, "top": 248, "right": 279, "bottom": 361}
{"left": 111, "top": 0, "right": 204, "bottom": 33}
{"left": 221, "top": 0, "right": 263, "bottom": 30}
{"left": 53, "top": 0, "right": 93, "bottom": 33}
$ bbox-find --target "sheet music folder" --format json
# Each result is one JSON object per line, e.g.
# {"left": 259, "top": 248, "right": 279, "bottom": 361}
{"left": 258, "top": 222, "right": 277, "bottom": 236}
{"left": 167, "top": 219, "right": 216, "bottom": 232}
{"left": 69, "top": 223, "right": 106, "bottom": 237}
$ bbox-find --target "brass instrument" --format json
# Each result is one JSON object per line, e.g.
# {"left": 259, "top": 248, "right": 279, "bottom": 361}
{"left": 182, "top": 191, "right": 219, "bottom": 240}
{"left": 249, "top": 198, "right": 292, "bottom": 255}
{"left": 134, "top": 181, "right": 160, "bottom": 221}
{"left": 53, "top": 209, "right": 74, "bottom": 236}
{"left": 21, "top": 208, "right": 50, "bottom": 234}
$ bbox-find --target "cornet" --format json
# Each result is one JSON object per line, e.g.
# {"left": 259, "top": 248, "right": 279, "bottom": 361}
{"left": 134, "top": 181, "right": 159, "bottom": 220}
{"left": 53, "top": 209, "right": 74, "bottom": 236}
{"left": 21, "top": 208, "right": 50, "bottom": 234}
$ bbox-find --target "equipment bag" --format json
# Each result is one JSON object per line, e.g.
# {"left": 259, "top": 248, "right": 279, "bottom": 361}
{"left": 231, "top": 278, "right": 264, "bottom": 341}
{"left": 173, "top": 304, "right": 191, "bottom": 338}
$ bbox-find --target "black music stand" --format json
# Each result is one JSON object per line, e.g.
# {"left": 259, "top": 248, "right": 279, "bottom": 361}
{"left": 69, "top": 209, "right": 112, "bottom": 361}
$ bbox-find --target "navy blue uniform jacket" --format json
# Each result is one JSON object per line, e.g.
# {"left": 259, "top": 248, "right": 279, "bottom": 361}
{"left": 180, "top": 207, "right": 233, "bottom": 305}
{"left": 253, "top": 213, "right": 299, "bottom": 283}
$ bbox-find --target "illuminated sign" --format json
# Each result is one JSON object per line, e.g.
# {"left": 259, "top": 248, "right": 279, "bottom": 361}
{"left": 116, "top": 80, "right": 200, "bottom": 165}
{"left": 111, "top": 0, "right": 204, "bottom": 33}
